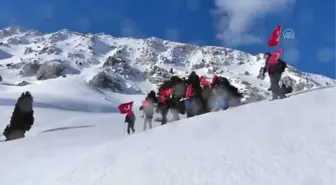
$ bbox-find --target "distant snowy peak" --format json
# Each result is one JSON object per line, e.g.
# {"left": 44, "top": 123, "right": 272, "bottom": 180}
{"left": 0, "top": 26, "right": 335, "bottom": 102}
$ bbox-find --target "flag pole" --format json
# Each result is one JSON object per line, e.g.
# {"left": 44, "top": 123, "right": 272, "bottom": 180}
{"left": 124, "top": 122, "right": 126, "bottom": 135}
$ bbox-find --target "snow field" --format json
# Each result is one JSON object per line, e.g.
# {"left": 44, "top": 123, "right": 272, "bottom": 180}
{"left": 0, "top": 85, "right": 334, "bottom": 185}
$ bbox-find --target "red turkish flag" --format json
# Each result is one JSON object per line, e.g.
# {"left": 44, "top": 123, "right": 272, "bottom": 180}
{"left": 268, "top": 25, "right": 282, "bottom": 47}
{"left": 161, "top": 88, "right": 173, "bottom": 96}
{"left": 269, "top": 48, "right": 283, "bottom": 65}
{"left": 200, "top": 76, "right": 210, "bottom": 87}
{"left": 118, "top": 101, "right": 133, "bottom": 114}
{"left": 185, "top": 84, "right": 195, "bottom": 99}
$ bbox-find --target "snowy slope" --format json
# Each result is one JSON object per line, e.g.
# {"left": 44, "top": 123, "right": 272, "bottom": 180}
{"left": 0, "top": 49, "right": 12, "bottom": 60}
{"left": 0, "top": 26, "right": 335, "bottom": 103}
{"left": 0, "top": 75, "right": 147, "bottom": 113}
{"left": 0, "top": 85, "right": 335, "bottom": 185}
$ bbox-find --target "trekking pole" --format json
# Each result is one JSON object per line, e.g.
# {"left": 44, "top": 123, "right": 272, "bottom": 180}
{"left": 124, "top": 123, "right": 126, "bottom": 135}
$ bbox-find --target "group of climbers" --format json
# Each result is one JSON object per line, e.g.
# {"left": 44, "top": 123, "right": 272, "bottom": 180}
{"left": 128, "top": 52, "right": 289, "bottom": 134}
{"left": 2, "top": 53, "right": 289, "bottom": 139}
{"left": 127, "top": 70, "right": 244, "bottom": 133}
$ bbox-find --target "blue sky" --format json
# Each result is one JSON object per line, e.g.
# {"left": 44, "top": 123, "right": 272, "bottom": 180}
{"left": 0, "top": 0, "right": 335, "bottom": 78}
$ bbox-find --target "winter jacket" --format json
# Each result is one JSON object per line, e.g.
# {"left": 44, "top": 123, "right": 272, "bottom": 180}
{"left": 145, "top": 92, "right": 158, "bottom": 104}
{"left": 159, "top": 95, "right": 167, "bottom": 104}
{"left": 263, "top": 55, "right": 286, "bottom": 75}
{"left": 125, "top": 111, "right": 135, "bottom": 123}
{"left": 141, "top": 101, "right": 154, "bottom": 119}
{"left": 187, "top": 72, "right": 200, "bottom": 90}
{"left": 200, "top": 76, "right": 210, "bottom": 87}
{"left": 185, "top": 84, "right": 195, "bottom": 99}
{"left": 172, "top": 83, "right": 186, "bottom": 98}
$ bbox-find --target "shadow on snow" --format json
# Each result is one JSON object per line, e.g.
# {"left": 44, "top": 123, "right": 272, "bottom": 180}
{"left": 40, "top": 125, "right": 95, "bottom": 133}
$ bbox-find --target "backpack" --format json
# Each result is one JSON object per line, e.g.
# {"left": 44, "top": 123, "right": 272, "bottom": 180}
{"left": 276, "top": 59, "right": 287, "bottom": 73}
{"left": 217, "top": 76, "right": 230, "bottom": 86}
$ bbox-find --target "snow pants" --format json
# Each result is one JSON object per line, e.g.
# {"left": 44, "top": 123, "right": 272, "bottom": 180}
{"left": 171, "top": 109, "right": 180, "bottom": 121}
{"left": 184, "top": 97, "right": 202, "bottom": 117}
{"left": 270, "top": 73, "right": 286, "bottom": 99}
{"left": 143, "top": 118, "right": 152, "bottom": 131}
{"left": 161, "top": 106, "right": 169, "bottom": 125}
{"left": 127, "top": 121, "right": 135, "bottom": 134}
{"left": 212, "top": 97, "right": 229, "bottom": 111}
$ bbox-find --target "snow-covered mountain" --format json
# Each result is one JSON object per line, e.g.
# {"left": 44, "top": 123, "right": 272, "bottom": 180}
{"left": 0, "top": 26, "right": 335, "bottom": 184}
{"left": 0, "top": 83, "right": 334, "bottom": 185}
{"left": 0, "top": 26, "right": 335, "bottom": 102}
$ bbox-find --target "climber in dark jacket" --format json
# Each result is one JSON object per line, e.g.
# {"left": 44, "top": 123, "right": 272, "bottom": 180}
{"left": 145, "top": 91, "right": 158, "bottom": 104}
{"left": 169, "top": 76, "right": 186, "bottom": 116}
{"left": 187, "top": 71, "right": 201, "bottom": 93}
{"left": 187, "top": 71, "right": 206, "bottom": 115}
{"left": 157, "top": 76, "right": 186, "bottom": 118}
{"left": 261, "top": 52, "right": 286, "bottom": 100}
{"left": 184, "top": 84, "right": 196, "bottom": 117}
{"left": 157, "top": 95, "right": 169, "bottom": 125}
{"left": 200, "top": 76, "right": 213, "bottom": 112}
{"left": 3, "top": 91, "right": 34, "bottom": 141}
{"left": 124, "top": 111, "right": 136, "bottom": 135}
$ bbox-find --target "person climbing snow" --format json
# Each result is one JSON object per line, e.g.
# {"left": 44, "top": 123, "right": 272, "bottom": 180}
{"left": 200, "top": 76, "right": 213, "bottom": 112}
{"left": 261, "top": 52, "right": 287, "bottom": 100}
{"left": 3, "top": 91, "right": 34, "bottom": 141}
{"left": 184, "top": 84, "right": 197, "bottom": 117}
{"left": 157, "top": 94, "right": 169, "bottom": 125}
{"left": 140, "top": 100, "right": 154, "bottom": 131}
{"left": 185, "top": 71, "right": 205, "bottom": 116}
{"left": 124, "top": 110, "right": 136, "bottom": 135}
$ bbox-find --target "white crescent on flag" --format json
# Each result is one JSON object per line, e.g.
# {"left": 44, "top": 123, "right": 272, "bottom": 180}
{"left": 124, "top": 105, "right": 131, "bottom": 111}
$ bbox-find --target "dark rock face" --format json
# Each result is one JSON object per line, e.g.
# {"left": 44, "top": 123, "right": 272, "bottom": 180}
{"left": 145, "top": 65, "right": 171, "bottom": 84}
{"left": 89, "top": 70, "right": 122, "bottom": 91}
{"left": 20, "top": 61, "right": 40, "bottom": 76}
{"left": 36, "top": 59, "right": 66, "bottom": 80}
{"left": 103, "top": 55, "right": 125, "bottom": 68}
{"left": 38, "top": 45, "right": 62, "bottom": 55}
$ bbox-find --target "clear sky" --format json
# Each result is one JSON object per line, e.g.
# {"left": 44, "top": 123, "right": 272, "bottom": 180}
{"left": 0, "top": 0, "right": 335, "bottom": 78}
